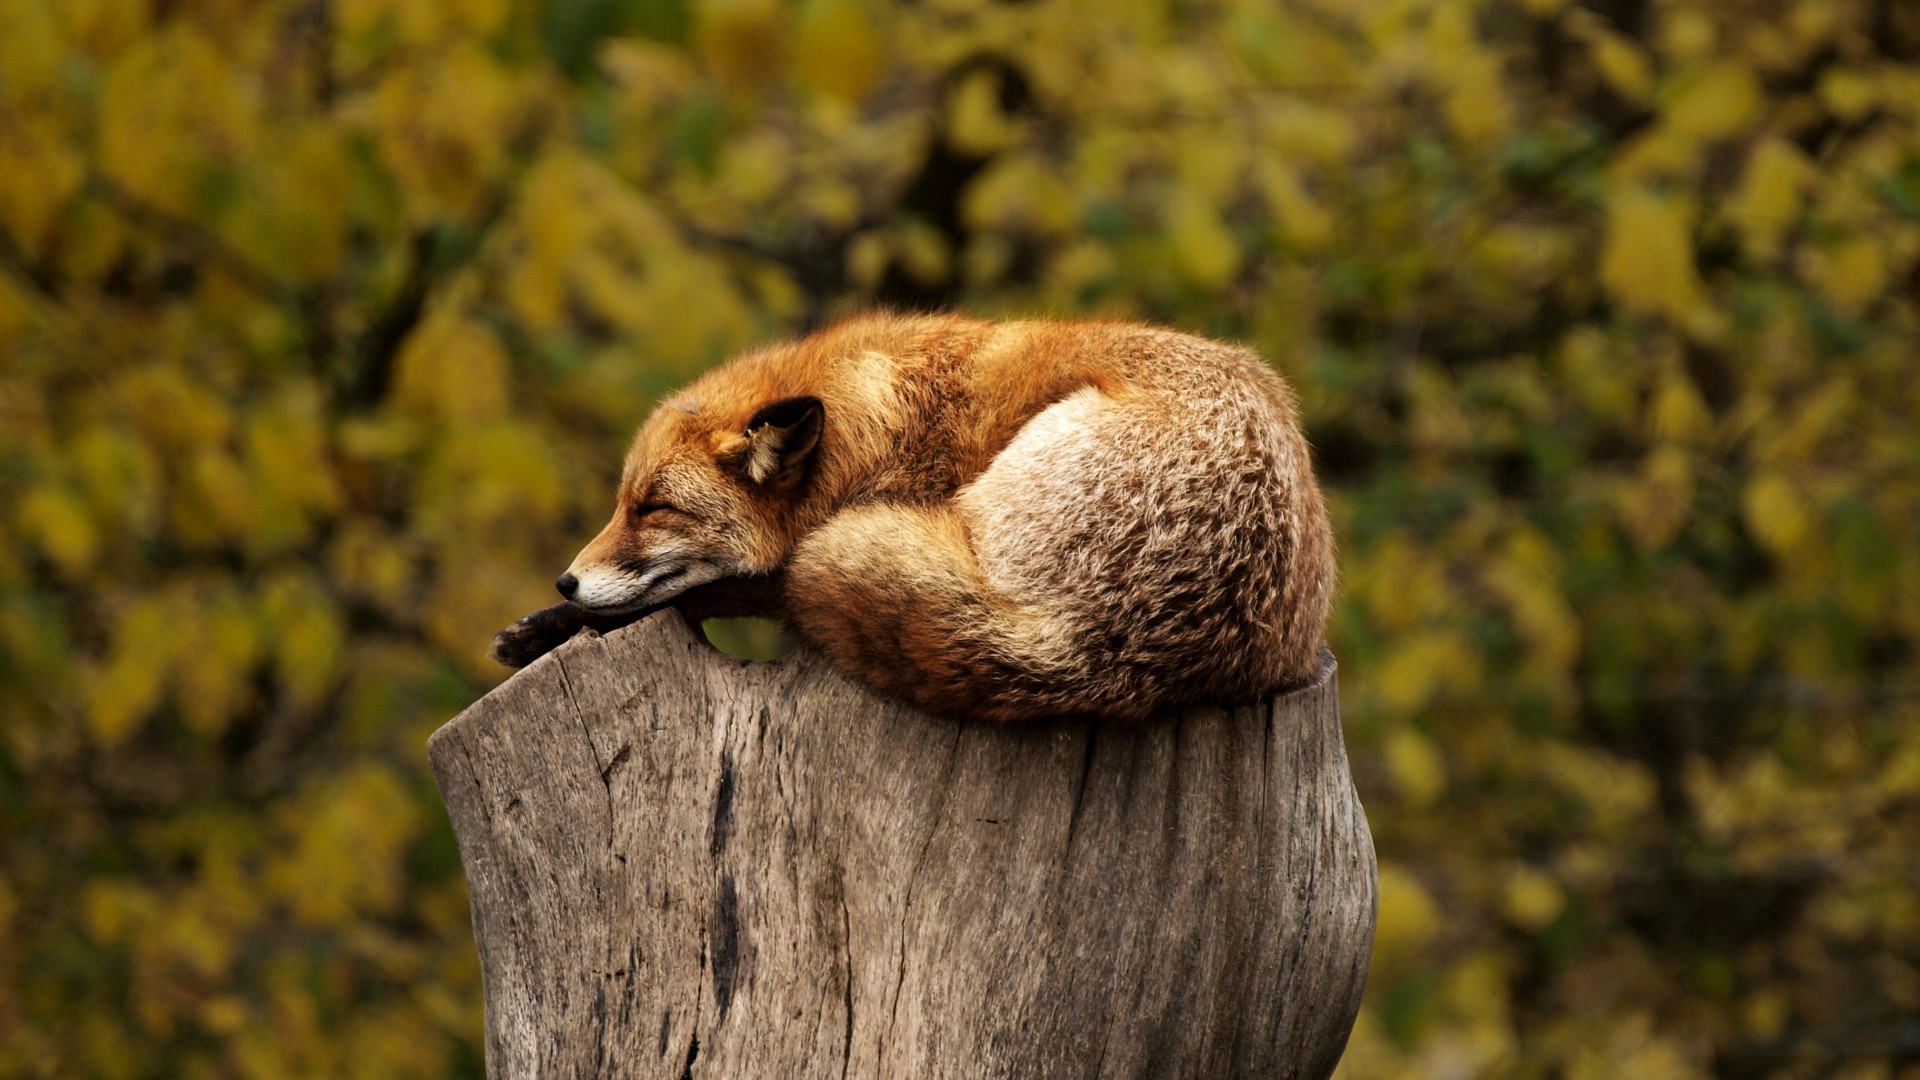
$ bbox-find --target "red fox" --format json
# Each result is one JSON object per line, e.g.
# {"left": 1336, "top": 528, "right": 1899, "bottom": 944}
{"left": 492, "top": 313, "right": 1335, "bottom": 722}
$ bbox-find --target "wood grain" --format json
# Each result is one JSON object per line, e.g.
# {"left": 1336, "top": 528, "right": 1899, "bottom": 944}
{"left": 430, "top": 613, "right": 1375, "bottom": 1079}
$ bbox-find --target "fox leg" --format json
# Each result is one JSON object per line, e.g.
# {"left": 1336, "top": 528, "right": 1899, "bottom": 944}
{"left": 784, "top": 503, "right": 1102, "bottom": 723}
{"left": 490, "top": 602, "right": 649, "bottom": 668}
{"left": 672, "top": 572, "right": 788, "bottom": 624}
{"left": 491, "top": 575, "right": 789, "bottom": 669}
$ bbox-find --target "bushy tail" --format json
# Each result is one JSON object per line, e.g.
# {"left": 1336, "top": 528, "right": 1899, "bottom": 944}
{"left": 784, "top": 504, "right": 1101, "bottom": 723}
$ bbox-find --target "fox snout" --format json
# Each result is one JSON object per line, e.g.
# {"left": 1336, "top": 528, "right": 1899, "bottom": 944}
{"left": 560, "top": 551, "right": 716, "bottom": 615}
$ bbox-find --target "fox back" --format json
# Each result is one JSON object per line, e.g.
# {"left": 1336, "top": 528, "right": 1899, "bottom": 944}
{"left": 517, "top": 313, "right": 1335, "bottom": 722}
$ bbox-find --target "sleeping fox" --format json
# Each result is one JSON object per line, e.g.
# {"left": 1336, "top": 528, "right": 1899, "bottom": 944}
{"left": 491, "top": 313, "right": 1335, "bottom": 723}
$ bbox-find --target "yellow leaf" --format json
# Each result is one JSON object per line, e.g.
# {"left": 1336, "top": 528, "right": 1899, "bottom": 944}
{"left": 1600, "top": 188, "right": 1706, "bottom": 322}
{"left": 695, "top": 0, "right": 787, "bottom": 96}
{"left": 1557, "top": 327, "right": 1636, "bottom": 424}
{"left": 746, "top": 261, "right": 805, "bottom": 319}
{"left": 1660, "top": 9, "right": 1718, "bottom": 62}
{"left": 244, "top": 388, "right": 342, "bottom": 554}
{"left": 795, "top": 0, "right": 884, "bottom": 103}
{"left": 72, "top": 424, "right": 159, "bottom": 536}
{"left": 1376, "top": 631, "right": 1481, "bottom": 713}
{"left": 20, "top": 486, "right": 99, "bottom": 576}
{"left": 158, "top": 902, "right": 234, "bottom": 980}
{"left": 1818, "top": 67, "right": 1879, "bottom": 122}
{"left": 946, "top": 68, "right": 1020, "bottom": 156}
{"left": 0, "top": 2, "right": 64, "bottom": 97}
{"left": 1359, "top": 534, "right": 1453, "bottom": 631}
{"left": 182, "top": 448, "right": 256, "bottom": 544}
{"left": 845, "top": 229, "right": 889, "bottom": 290}
{"left": 1443, "top": 54, "right": 1512, "bottom": 147}
{"left": 1665, "top": 63, "right": 1761, "bottom": 139}
{"left": 1045, "top": 240, "right": 1117, "bottom": 295}
{"left": 897, "top": 219, "right": 952, "bottom": 286}
{"left": 340, "top": 0, "right": 507, "bottom": 44}
{"left": 1620, "top": 444, "right": 1695, "bottom": 550}
{"left": 1574, "top": 1027, "right": 1703, "bottom": 1080}
{"left": 600, "top": 38, "right": 701, "bottom": 101}
{"left": 1374, "top": 863, "right": 1440, "bottom": 965}
{"left": 1174, "top": 134, "right": 1246, "bottom": 206}
{"left": 198, "top": 996, "right": 249, "bottom": 1036}
{"left": 716, "top": 130, "right": 790, "bottom": 205}
{"left": 961, "top": 156, "right": 1075, "bottom": 234}
{"left": 1261, "top": 101, "right": 1357, "bottom": 166}
{"left": 119, "top": 365, "right": 231, "bottom": 449}
{"left": 445, "top": 0, "right": 509, "bottom": 34}
{"left": 1384, "top": 728, "right": 1447, "bottom": 808}
{"left": 88, "top": 593, "right": 178, "bottom": 748}
{"left": 328, "top": 518, "right": 418, "bottom": 613}
{"left": 81, "top": 880, "right": 157, "bottom": 945}
{"left": 1168, "top": 192, "right": 1240, "bottom": 289}
{"left": 53, "top": 198, "right": 127, "bottom": 284}
{"left": 1503, "top": 864, "right": 1566, "bottom": 931}
{"left": 0, "top": 115, "right": 85, "bottom": 258}
{"left": 1572, "top": 19, "right": 1653, "bottom": 103}
{"left": 1742, "top": 988, "right": 1791, "bottom": 1040}
{"left": 1406, "top": 366, "right": 1471, "bottom": 454}
{"left": 1812, "top": 237, "right": 1887, "bottom": 316}
{"left": 1727, "top": 138, "right": 1813, "bottom": 259}
{"left": 1484, "top": 528, "right": 1583, "bottom": 675}
{"left": 262, "top": 575, "right": 344, "bottom": 711}
{"left": 964, "top": 233, "right": 1015, "bottom": 288}
{"left": 0, "top": 276, "right": 28, "bottom": 345}
{"left": 1650, "top": 372, "right": 1712, "bottom": 443}
{"left": 175, "top": 585, "right": 261, "bottom": 739}
{"left": 1744, "top": 472, "right": 1811, "bottom": 555}
{"left": 1255, "top": 160, "right": 1333, "bottom": 250}
{"left": 1611, "top": 125, "right": 1706, "bottom": 183}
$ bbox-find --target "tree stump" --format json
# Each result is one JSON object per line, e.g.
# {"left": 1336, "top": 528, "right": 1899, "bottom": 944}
{"left": 428, "top": 613, "right": 1375, "bottom": 1079}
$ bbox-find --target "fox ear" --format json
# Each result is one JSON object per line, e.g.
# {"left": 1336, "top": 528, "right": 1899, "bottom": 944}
{"left": 739, "top": 396, "right": 823, "bottom": 484}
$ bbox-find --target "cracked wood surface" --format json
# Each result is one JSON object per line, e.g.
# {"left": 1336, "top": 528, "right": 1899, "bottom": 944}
{"left": 429, "top": 613, "right": 1375, "bottom": 1079}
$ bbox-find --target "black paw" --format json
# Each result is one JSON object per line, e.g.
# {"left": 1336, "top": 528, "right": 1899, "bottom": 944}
{"left": 490, "top": 602, "right": 589, "bottom": 669}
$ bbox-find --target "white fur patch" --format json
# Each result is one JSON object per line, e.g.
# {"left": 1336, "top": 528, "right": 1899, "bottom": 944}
{"left": 569, "top": 566, "right": 651, "bottom": 610}
{"left": 569, "top": 554, "right": 726, "bottom": 613}
{"left": 842, "top": 350, "right": 903, "bottom": 416}
{"left": 745, "top": 436, "right": 783, "bottom": 485}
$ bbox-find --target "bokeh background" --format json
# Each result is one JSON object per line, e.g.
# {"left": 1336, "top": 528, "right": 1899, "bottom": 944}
{"left": 3, "top": 0, "right": 1918, "bottom": 1075}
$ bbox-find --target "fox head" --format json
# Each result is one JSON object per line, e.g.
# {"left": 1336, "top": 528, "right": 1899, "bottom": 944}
{"left": 558, "top": 395, "right": 824, "bottom": 614}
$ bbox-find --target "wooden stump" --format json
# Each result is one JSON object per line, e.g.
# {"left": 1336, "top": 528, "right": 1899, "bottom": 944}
{"left": 429, "top": 613, "right": 1375, "bottom": 1079}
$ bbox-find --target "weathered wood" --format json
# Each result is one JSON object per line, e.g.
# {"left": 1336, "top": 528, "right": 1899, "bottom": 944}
{"left": 429, "top": 613, "right": 1375, "bottom": 1079}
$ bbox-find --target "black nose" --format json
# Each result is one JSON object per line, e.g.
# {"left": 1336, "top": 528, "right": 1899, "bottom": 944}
{"left": 555, "top": 573, "right": 579, "bottom": 599}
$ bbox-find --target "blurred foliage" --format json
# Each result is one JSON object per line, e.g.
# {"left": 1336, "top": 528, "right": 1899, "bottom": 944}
{"left": 2, "top": 0, "right": 1918, "bottom": 1075}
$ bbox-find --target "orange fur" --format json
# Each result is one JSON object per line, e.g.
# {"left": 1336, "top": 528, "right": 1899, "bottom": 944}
{"left": 512, "top": 313, "right": 1336, "bottom": 722}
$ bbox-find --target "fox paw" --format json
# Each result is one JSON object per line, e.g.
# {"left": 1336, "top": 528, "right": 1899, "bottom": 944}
{"left": 489, "top": 602, "right": 588, "bottom": 669}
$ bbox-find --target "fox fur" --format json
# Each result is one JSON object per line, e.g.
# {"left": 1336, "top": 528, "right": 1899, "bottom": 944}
{"left": 492, "top": 313, "right": 1336, "bottom": 723}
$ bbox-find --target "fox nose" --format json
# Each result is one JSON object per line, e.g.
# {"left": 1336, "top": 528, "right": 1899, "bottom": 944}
{"left": 555, "top": 572, "right": 579, "bottom": 600}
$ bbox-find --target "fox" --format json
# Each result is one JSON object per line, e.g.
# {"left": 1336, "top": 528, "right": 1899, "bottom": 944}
{"left": 491, "top": 312, "right": 1336, "bottom": 723}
